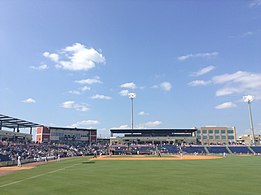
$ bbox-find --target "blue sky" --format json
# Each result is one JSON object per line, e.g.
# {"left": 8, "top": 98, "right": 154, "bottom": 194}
{"left": 0, "top": 0, "right": 261, "bottom": 138}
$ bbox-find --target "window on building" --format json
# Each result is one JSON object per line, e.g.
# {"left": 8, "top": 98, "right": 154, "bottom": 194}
{"left": 209, "top": 130, "right": 213, "bottom": 134}
{"left": 222, "top": 136, "right": 226, "bottom": 139}
{"left": 203, "top": 135, "right": 207, "bottom": 139}
{"left": 221, "top": 130, "right": 226, "bottom": 134}
{"left": 209, "top": 135, "right": 213, "bottom": 139}
{"left": 215, "top": 135, "right": 220, "bottom": 139}
{"left": 227, "top": 130, "right": 234, "bottom": 134}
{"left": 228, "top": 135, "right": 234, "bottom": 140}
{"left": 215, "top": 130, "right": 220, "bottom": 134}
{"left": 203, "top": 130, "right": 207, "bottom": 134}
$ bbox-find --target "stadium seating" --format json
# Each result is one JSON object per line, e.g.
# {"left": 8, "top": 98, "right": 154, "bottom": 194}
{"left": 135, "top": 146, "right": 155, "bottom": 155}
{"left": 183, "top": 146, "right": 206, "bottom": 154}
{"left": 0, "top": 154, "right": 11, "bottom": 162}
{"left": 228, "top": 146, "right": 253, "bottom": 154}
{"left": 207, "top": 146, "right": 229, "bottom": 154}
{"left": 250, "top": 146, "right": 261, "bottom": 154}
{"left": 158, "top": 145, "right": 179, "bottom": 154}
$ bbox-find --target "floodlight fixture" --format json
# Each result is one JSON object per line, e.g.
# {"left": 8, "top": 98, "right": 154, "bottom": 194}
{"left": 128, "top": 93, "right": 136, "bottom": 99}
{"left": 243, "top": 95, "right": 254, "bottom": 103}
{"left": 243, "top": 95, "right": 255, "bottom": 145}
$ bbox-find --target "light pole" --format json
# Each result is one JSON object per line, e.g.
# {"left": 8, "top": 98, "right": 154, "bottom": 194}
{"left": 128, "top": 93, "right": 136, "bottom": 130}
{"left": 243, "top": 95, "right": 255, "bottom": 145}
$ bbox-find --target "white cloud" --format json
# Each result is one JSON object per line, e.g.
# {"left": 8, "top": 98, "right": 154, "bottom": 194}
{"left": 188, "top": 80, "right": 211, "bottom": 86}
{"left": 69, "top": 90, "right": 81, "bottom": 95}
{"left": 30, "top": 64, "right": 49, "bottom": 70}
{"left": 177, "top": 52, "right": 218, "bottom": 61}
{"left": 43, "top": 52, "right": 59, "bottom": 62}
{"left": 112, "top": 124, "right": 129, "bottom": 129}
{"left": 69, "top": 86, "right": 91, "bottom": 95}
{"left": 62, "top": 101, "right": 89, "bottom": 112}
{"left": 138, "top": 111, "right": 149, "bottom": 116}
{"left": 249, "top": 0, "right": 261, "bottom": 8}
{"left": 231, "top": 30, "right": 261, "bottom": 39}
{"left": 119, "top": 89, "right": 129, "bottom": 96}
{"left": 91, "top": 94, "right": 112, "bottom": 100}
{"left": 22, "top": 98, "right": 36, "bottom": 104}
{"left": 192, "top": 65, "right": 215, "bottom": 76}
{"left": 215, "top": 87, "right": 243, "bottom": 96}
{"left": 120, "top": 82, "right": 136, "bottom": 89}
{"left": 80, "top": 86, "right": 91, "bottom": 91}
{"left": 138, "top": 121, "right": 162, "bottom": 128}
{"left": 71, "top": 120, "right": 99, "bottom": 127}
{"left": 212, "top": 71, "right": 261, "bottom": 99}
{"left": 44, "top": 43, "right": 105, "bottom": 71}
{"left": 160, "top": 82, "right": 172, "bottom": 91}
{"left": 75, "top": 76, "right": 102, "bottom": 85}
{"left": 215, "top": 102, "right": 237, "bottom": 110}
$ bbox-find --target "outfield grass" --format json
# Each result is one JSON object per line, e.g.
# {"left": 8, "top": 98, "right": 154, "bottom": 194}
{"left": 0, "top": 156, "right": 261, "bottom": 195}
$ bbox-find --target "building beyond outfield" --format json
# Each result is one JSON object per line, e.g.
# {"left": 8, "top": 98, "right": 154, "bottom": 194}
{"left": 110, "top": 126, "right": 237, "bottom": 145}
{"left": 36, "top": 126, "right": 97, "bottom": 144}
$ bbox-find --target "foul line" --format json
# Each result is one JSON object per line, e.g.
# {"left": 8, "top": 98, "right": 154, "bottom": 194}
{"left": 0, "top": 163, "right": 81, "bottom": 188}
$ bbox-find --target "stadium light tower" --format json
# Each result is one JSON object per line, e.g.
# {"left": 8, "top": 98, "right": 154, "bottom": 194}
{"left": 243, "top": 95, "right": 255, "bottom": 145}
{"left": 128, "top": 93, "right": 136, "bottom": 130}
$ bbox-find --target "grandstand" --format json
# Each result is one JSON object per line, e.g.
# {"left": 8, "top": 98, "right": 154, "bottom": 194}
{"left": 0, "top": 114, "right": 41, "bottom": 142}
{"left": 207, "top": 146, "right": 229, "bottom": 154}
{"left": 36, "top": 126, "right": 97, "bottom": 144}
{"left": 110, "top": 128, "right": 197, "bottom": 145}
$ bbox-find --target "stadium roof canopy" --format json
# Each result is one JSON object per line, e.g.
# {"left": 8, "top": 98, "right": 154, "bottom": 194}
{"left": 110, "top": 128, "right": 197, "bottom": 134}
{"left": 0, "top": 114, "right": 41, "bottom": 129}
{"left": 48, "top": 126, "right": 97, "bottom": 131}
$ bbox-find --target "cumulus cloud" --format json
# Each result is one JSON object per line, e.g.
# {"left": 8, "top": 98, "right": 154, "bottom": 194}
{"left": 80, "top": 86, "right": 91, "bottom": 91}
{"left": 192, "top": 65, "right": 215, "bottom": 76}
{"left": 177, "top": 52, "right": 218, "bottom": 61}
{"left": 138, "top": 111, "right": 149, "bottom": 116}
{"left": 119, "top": 89, "right": 129, "bottom": 96}
{"left": 91, "top": 94, "right": 112, "bottom": 100}
{"left": 189, "top": 70, "right": 261, "bottom": 102}
{"left": 30, "top": 64, "right": 49, "bottom": 70}
{"left": 120, "top": 82, "right": 136, "bottom": 89}
{"left": 71, "top": 120, "right": 99, "bottom": 127}
{"left": 68, "top": 90, "right": 81, "bottom": 95}
{"left": 62, "top": 101, "right": 89, "bottom": 112}
{"left": 160, "top": 82, "right": 172, "bottom": 91}
{"left": 75, "top": 76, "right": 102, "bottom": 85}
{"left": 69, "top": 86, "right": 91, "bottom": 95}
{"left": 22, "top": 98, "right": 36, "bottom": 104}
{"left": 43, "top": 43, "right": 105, "bottom": 71}
{"left": 43, "top": 52, "right": 59, "bottom": 62}
{"left": 215, "top": 87, "right": 243, "bottom": 96}
{"left": 112, "top": 124, "right": 129, "bottom": 129}
{"left": 138, "top": 121, "right": 162, "bottom": 128}
{"left": 188, "top": 80, "right": 211, "bottom": 86}
{"left": 212, "top": 71, "right": 261, "bottom": 99}
{"left": 231, "top": 30, "right": 261, "bottom": 39}
{"left": 215, "top": 102, "right": 237, "bottom": 109}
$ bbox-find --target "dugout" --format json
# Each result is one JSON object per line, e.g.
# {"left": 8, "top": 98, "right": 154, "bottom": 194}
{"left": 110, "top": 128, "right": 197, "bottom": 145}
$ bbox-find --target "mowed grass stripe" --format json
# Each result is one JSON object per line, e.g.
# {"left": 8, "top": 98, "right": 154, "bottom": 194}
{"left": 0, "top": 156, "right": 261, "bottom": 195}
{"left": 0, "top": 162, "right": 81, "bottom": 188}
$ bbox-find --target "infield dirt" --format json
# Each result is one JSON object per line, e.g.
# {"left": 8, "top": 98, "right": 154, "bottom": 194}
{"left": 92, "top": 155, "right": 222, "bottom": 161}
{"left": 0, "top": 161, "right": 46, "bottom": 177}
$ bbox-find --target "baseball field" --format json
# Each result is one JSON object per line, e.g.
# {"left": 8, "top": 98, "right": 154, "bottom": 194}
{"left": 0, "top": 155, "right": 260, "bottom": 195}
